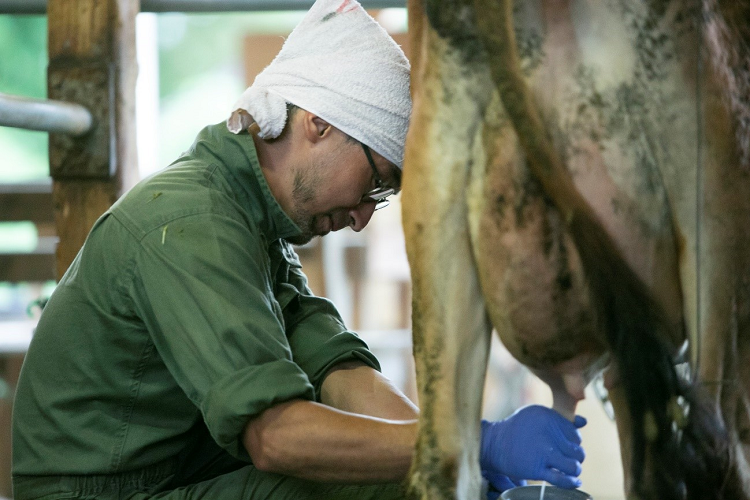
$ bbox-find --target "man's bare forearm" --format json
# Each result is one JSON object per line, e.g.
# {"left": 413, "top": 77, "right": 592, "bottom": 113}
{"left": 320, "top": 361, "right": 419, "bottom": 419}
{"left": 243, "top": 399, "right": 417, "bottom": 482}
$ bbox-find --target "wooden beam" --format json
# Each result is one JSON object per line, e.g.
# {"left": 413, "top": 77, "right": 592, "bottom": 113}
{"left": 0, "top": 254, "right": 56, "bottom": 282}
{"left": 47, "top": 0, "right": 139, "bottom": 279}
{"left": 0, "top": 183, "right": 53, "bottom": 224}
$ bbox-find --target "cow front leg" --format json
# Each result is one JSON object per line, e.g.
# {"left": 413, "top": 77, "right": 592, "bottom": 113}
{"left": 404, "top": 1, "right": 501, "bottom": 497}
{"left": 403, "top": 209, "right": 492, "bottom": 500}
{"left": 402, "top": 88, "right": 493, "bottom": 499}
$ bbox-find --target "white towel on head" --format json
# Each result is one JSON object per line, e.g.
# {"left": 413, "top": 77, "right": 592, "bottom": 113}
{"left": 226, "top": 0, "right": 411, "bottom": 168}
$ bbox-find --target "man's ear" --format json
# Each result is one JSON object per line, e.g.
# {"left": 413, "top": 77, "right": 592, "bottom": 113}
{"left": 303, "top": 111, "right": 332, "bottom": 143}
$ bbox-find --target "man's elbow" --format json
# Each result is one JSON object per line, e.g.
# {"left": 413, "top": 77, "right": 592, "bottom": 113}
{"left": 244, "top": 420, "right": 282, "bottom": 472}
{"left": 243, "top": 402, "right": 304, "bottom": 474}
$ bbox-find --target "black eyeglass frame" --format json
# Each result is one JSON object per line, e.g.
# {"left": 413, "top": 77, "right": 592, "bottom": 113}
{"left": 360, "top": 143, "right": 395, "bottom": 211}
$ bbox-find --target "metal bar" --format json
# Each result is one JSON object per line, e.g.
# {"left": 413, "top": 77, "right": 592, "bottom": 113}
{"left": 0, "top": 180, "right": 51, "bottom": 194}
{"left": 0, "top": 0, "right": 405, "bottom": 14}
{"left": 0, "top": 0, "right": 45, "bottom": 14}
{"left": 0, "top": 93, "right": 93, "bottom": 136}
{"left": 143, "top": 0, "right": 405, "bottom": 11}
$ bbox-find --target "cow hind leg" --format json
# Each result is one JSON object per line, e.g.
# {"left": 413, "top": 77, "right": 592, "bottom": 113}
{"left": 470, "top": 1, "right": 733, "bottom": 498}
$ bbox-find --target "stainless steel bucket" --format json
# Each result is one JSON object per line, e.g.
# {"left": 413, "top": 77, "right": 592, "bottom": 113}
{"left": 500, "top": 485, "right": 592, "bottom": 500}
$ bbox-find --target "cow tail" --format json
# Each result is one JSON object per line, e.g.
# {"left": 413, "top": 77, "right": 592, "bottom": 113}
{"left": 470, "top": 0, "right": 730, "bottom": 498}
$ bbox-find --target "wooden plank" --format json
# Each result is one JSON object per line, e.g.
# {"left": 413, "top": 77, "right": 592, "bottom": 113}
{"left": 0, "top": 183, "right": 54, "bottom": 224}
{"left": 47, "top": 0, "right": 139, "bottom": 279}
{"left": 0, "top": 233, "right": 56, "bottom": 282}
{"left": 0, "top": 253, "right": 56, "bottom": 282}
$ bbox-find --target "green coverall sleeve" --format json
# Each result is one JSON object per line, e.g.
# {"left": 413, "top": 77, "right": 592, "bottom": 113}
{"left": 272, "top": 242, "right": 381, "bottom": 399}
{"left": 129, "top": 211, "right": 315, "bottom": 460}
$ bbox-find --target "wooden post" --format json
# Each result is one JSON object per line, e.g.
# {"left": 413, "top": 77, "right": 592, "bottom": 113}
{"left": 47, "top": 0, "right": 139, "bottom": 279}
{"left": 0, "top": 354, "right": 25, "bottom": 497}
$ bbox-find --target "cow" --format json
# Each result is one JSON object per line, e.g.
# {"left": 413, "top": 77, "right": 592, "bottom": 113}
{"left": 400, "top": 0, "right": 750, "bottom": 499}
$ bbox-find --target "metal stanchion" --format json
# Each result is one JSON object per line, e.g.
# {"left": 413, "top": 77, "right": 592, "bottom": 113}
{"left": 0, "top": 93, "right": 93, "bottom": 136}
{"left": 0, "top": 0, "right": 405, "bottom": 14}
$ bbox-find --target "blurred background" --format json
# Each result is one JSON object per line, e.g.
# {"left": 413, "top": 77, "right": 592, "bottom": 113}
{"left": 0, "top": 7, "right": 622, "bottom": 499}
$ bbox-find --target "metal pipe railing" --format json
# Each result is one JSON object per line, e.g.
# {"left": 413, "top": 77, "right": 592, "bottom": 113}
{"left": 0, "top": 93, "right": 93, "bottom": 136}
{"left": 0, "top": 0, "right": 405, "bottom": 14}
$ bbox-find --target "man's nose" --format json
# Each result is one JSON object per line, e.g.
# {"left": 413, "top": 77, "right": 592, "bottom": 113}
{"left": 348, "top": 201, "right": 377, "bottom": 232}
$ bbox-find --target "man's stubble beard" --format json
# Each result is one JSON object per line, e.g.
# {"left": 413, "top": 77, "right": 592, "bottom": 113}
{"left": 285, "top": 163, "right": 322, "bottom": 246}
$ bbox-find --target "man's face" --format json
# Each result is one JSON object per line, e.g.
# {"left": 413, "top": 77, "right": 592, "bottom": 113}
{"left": 285, "top": 134, "right": 400, "bottom": 245}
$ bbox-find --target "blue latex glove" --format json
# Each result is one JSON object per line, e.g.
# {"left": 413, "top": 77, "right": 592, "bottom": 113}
{"left": 480, "top": 405, "right": 586, "bottom": 490}
{"left": 483, "top": 471, "right": 526, "bottom": 500}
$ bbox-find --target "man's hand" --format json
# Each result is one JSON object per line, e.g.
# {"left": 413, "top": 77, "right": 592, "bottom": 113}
{"left": 480, "top": 405, "right": 586, "bottom": 491}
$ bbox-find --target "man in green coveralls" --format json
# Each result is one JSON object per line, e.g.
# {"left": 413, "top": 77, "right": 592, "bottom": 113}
{"left": 12, "top": 1, "right": 587, "bottom": 499}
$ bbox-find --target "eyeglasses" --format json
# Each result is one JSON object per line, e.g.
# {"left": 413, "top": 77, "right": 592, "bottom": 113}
{"left": 360, "top": 143, "right": 395, "bottom": 211}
